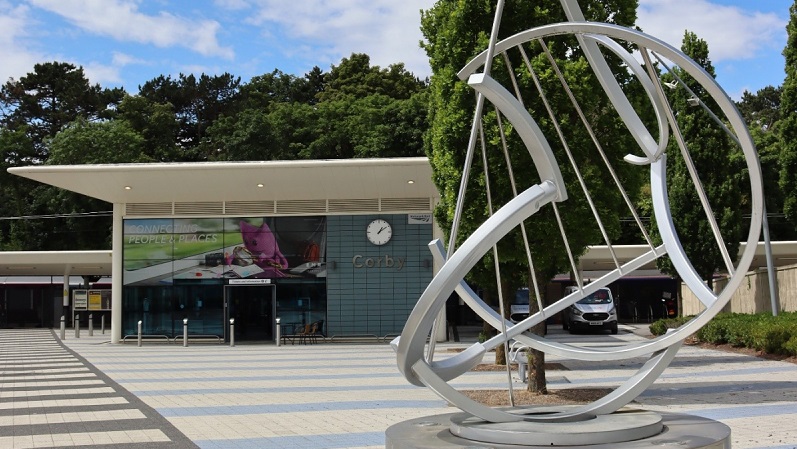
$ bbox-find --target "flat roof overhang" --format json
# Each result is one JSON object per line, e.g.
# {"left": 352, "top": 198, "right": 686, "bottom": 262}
{"left": 2, "top": 241, "right": 795, "bottom": 277}
{"left": 0, "top": 251, "right": 112, "bottom": 276}
{"left": 7, "top": 157, "right": 438, "bottom": 204}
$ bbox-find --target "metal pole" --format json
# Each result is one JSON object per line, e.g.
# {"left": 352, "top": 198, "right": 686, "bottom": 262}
{"left": 101, "top": 314, "right": 105, "bottom": 334}
{"left": 183, "top": 318, "right": 188, "bottom": 347}
{"left": 762, "top": 203, "right": 780, "bottom": 316}
{"left": 88, "top": 313, "right": 93, "bottom": 336}
{"left": 60, "top": 315, "right": 65, "bottom": 340}
{"left": 75, "top": 314, "right": 80, "bottom": 338}
{"left": 229, "top": 319, "right": 235, "bottom": 347}
{"left": 275, "top": 318, "right": 281, "bottom": 347}
{"left": 137, "top": 320, "right": 142, "bottom": 347}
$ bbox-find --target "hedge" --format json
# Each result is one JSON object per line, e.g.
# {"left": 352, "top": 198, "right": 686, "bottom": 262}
{"left": 649, "top": 312, "right": 797, "bottom": 356}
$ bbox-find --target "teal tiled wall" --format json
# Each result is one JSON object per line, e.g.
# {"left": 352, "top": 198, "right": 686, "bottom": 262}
{"left": 326, "top": 214, "right": 433, "bottom": 337}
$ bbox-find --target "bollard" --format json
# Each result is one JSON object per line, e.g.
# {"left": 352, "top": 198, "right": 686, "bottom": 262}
{"left": 60, "top": 315, "right": 66, "bottom": 340}
{"left": 101, "top": 315, "right": 105, "bottom": 334}
{"left": 183, "top": 318, "right": 188, "bottom": 347}
{"left": 88, "top": 313, "right": 93, "bottom": 336}
{"left": 275, "top": 317, "right": 281, "bottom": 347}
{"left": 137, "top": 320, "right": 142, "bottom": 347}
{"left": 229, "top": 318, "right": 235, "bottom": 347}
{"left": 75, "top": 314, "right": 80, "bottom": 338}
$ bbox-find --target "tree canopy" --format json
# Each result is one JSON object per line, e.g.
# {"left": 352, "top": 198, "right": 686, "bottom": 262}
{"left": 0, "top": 53, "right": 430, "bottom": 250}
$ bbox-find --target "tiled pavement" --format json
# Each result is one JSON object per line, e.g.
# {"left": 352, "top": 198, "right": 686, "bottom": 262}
{"left": 0, "top": 329, "right": 197, "bottom": 448}
{"left": 1, "top": 326, "right": 796, "bottom": 448}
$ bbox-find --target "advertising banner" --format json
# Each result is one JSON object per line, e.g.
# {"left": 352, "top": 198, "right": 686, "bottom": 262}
{"left": 123, "top": 216, "right": 327, "bottom": 285}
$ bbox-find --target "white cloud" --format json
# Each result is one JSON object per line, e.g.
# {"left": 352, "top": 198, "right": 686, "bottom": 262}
{"left": 637, "top": 0, "right": 786, "bottom": 63}
{"left": 246, "top": 0, "right": 435, "bottom": 77}
{"left": 0, "top": 2, "right": 46, "bottom": 83}
{"left": 214, "top": 0, "right": 249, "bottom": 11}
{"left": 28, "top": 0, "right": 235, "bottom": 59}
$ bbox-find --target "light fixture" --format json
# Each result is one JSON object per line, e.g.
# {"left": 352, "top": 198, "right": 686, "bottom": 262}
{"left": 663, "top": 81, "right": 678, "bottom": 90}
{"left": 124, "top": 186, "right": 132, "bottom": 190}
{"left": 257, "top": 183, "right": 264, "bottom": 188}
{"left": 687, "top": 97, "right": 700, "bottom": 107}
{"left": 407, "top": 180, "right": 415, "bottom": 184}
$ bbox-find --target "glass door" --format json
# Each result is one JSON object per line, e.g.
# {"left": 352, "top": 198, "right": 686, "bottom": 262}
{"left": 224, "top": 285, "right": 276, "bottom": 342}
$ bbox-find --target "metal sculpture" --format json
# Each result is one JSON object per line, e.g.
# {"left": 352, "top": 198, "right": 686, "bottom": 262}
{"left": 391, "top": 0, "right": 763, "bottom": 446}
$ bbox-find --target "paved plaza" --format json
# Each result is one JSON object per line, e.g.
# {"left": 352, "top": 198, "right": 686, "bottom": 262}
{"left": 0, "top": 325, "right": 795, "bottom": 448}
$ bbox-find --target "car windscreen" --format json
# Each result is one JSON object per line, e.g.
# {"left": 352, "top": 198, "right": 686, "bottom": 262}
{"left": 576, "top": 289, "right": 612, "bottom": 305}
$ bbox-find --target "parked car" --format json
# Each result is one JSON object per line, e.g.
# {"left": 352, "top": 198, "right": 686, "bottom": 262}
{"left": 562, "top": 286, "right": 618, "bottom": 334}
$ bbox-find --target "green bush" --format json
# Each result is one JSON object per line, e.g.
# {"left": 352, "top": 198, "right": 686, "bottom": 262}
{"left": 693, "top": 312, "right": 797, "bottom": 355}
{"left": 783, "top": 335, "right": 797, "bottom": 356}
{"left": 649, "top": 317, "right": 691, "bottom": 336}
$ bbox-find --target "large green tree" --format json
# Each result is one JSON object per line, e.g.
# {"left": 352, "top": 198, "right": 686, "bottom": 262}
{"left": 0, "top": 62, "right": 124, "bottom": 250}
{"left": 656, "top": 31, "right": 745, "bottom": 288}
{"left": 780, "top": 2, "right": 797, "bottom": 225}
{"left": 421, "top": 0, "right": 642, "bottom": 391}
{"left": 737, "top": 86, "right": 796, "bottom": 240}
{"left": 199, "top": 55, "right": 428, "bottom": 161}
{"left": 138, "top": 73, "right": 242, "bottom": 160}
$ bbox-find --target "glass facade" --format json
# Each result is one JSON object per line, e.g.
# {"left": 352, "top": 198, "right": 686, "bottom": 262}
{"left": 122, "top": 216, "right": 327, "bottom": 339}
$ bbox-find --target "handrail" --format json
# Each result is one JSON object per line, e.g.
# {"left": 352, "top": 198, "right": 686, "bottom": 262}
{"left": 121, "top": 334, "right": 169, "bottom": 343}
{"left": 171, "top": 334, "right": 222, "bottom": 344}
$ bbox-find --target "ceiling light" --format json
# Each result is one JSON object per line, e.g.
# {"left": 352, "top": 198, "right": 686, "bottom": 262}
{"left": 407, "top": 180, "right": 415, "bottom": 184}
{"left": 257, "top": 183, "right": 264, "bottom": 188}
{"left": 124, "top": 186, "right": 132, "bottom": 190}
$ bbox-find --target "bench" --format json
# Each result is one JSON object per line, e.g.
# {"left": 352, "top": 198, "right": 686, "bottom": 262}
{"left": 508, "top": 342, "right": 529, "bottom": 382}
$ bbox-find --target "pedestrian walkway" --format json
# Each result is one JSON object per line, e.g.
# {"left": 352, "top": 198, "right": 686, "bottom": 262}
{"left": 2, "top": 326, "right": 796, "bottom": 448}
{"left": 0, "top": 329, "right": 197, "bottom": 448}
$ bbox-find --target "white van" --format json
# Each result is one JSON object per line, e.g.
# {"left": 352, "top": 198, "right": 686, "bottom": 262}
{"left": 562, "top": 286, "right": 618, "bottom": 334}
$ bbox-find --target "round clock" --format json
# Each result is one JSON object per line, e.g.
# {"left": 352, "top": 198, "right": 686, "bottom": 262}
{"left": 366, "top": 219, "right": 392, "bottom": 245}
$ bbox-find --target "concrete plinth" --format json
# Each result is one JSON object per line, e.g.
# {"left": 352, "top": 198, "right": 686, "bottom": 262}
{"left": 386, "top": 409, "right": 731, "bottom": 449}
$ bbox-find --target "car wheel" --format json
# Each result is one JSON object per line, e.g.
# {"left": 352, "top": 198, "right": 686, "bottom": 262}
{"left": 562, "top": 320, "right": 569, "bottom": 331}
{"left": 611, "top": 323, "right": 618, "bottom": 335}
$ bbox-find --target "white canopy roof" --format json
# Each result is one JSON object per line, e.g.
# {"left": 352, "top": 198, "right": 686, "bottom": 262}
{"left": 8, "top": 157, "right": 437, "bottom": 204}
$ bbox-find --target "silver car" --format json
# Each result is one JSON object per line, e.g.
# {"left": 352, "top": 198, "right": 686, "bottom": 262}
{"left": 562, "top": 287, "right": 618, "bottom": 334}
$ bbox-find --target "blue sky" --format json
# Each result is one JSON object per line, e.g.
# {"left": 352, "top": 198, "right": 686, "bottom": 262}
{"left": 0, "top": 0, "right": 791, "bottom": 100}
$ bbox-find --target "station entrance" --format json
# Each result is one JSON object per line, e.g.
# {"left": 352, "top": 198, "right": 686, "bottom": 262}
{"left": 224, "top": 284, "right": 276, "bottom": 342}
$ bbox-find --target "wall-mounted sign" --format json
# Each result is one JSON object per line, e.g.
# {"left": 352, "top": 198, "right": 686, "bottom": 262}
{"left": 73, "top": 290, "right": 88, "bottom": 311}
{"left": 408, "top": 214, "right": 432, "bottom": 225}
{"left": 73, "top": 289, "right": 111, "bottom": 311}
{"left": 352, "top": 255, "right": 405, "bottom": 271}
{"left": 229, "top": 278, "right": 272, "bottom": 285}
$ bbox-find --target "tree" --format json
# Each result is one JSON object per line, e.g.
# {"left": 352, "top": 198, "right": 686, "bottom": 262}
{"left": 138, "top": 73, "right": 242, "bottom": 159}
{"left": 737, "top": 86, "right": 796, "bottom": 240}
{"left": 656, "top": 31, "right": 745, "bottom": 288}
{"left": 0, "top": 62, "right": 124, "bottom": 161}
{"left": 115, "top": 95, "right": 180, "bottom": 162}
{"left": 0, "top": 62, "right": 124, "bottom": 250}
{"left": 780, "top": 2, "right": 797, "bottom": 225}
{"left": 199, "top": 58, "right": 429, "bottom": 162}
{"left": 420, "top": 0, "right": 641, "bottom": 392}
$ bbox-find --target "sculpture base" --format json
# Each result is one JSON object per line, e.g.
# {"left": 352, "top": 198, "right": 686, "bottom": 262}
{"left": 386, "top": 408, "right": 731, "bottom": 449}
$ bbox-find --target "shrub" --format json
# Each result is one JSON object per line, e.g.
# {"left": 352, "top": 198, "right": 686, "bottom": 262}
{"left": 694, "top": 312, "right": 797, "bottom": 355}
{"left": 649, "top": 317, "right": 691, "bottom": 336}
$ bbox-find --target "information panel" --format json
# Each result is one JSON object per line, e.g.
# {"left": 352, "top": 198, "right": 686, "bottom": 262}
{"left": 72, "top": 289, "right": 111, "bottom": 311}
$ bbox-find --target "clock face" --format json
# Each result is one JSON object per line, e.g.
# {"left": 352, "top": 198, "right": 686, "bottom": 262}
{"left": 366, "top": 219, "right": 392, "bottom": 245}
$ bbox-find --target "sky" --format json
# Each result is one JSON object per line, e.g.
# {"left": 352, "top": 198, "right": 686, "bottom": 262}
{"left": 0, "top": 0, "right": 792, "bottom": 100}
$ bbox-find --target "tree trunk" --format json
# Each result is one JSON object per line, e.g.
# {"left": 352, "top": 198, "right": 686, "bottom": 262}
{"left": 527, "top": 349, "right": 547, "bottom": 393}
{"left": 527, "top": 272, "right": 548, "bottom": 393}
